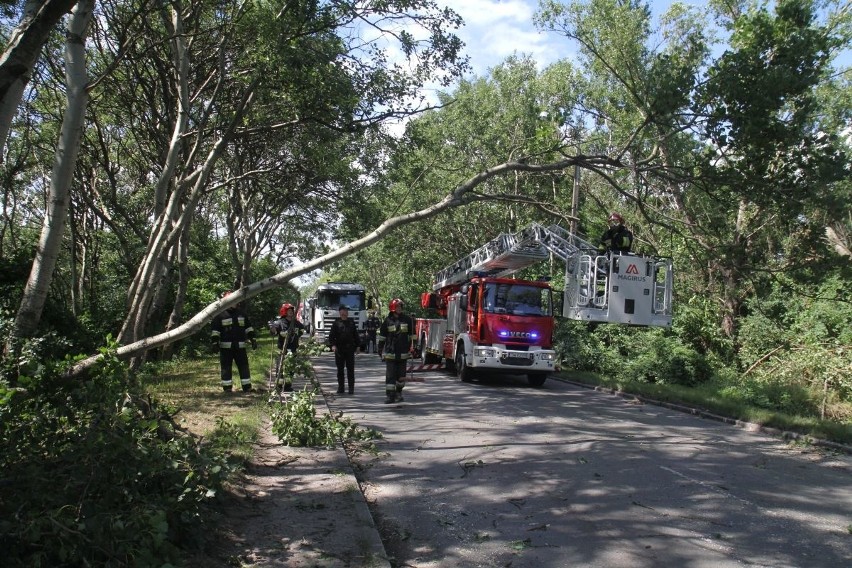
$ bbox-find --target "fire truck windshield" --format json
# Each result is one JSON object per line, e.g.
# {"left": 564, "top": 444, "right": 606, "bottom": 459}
{"left": 483, "top": 283, "right": 552, "bottom": 316}
{"left": 316, "top": 291, "right": 365, "bottom": 310}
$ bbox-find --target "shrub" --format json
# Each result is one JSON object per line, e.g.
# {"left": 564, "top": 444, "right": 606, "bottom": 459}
{"left": 268, "top": 346, "right": 380, "bottom": 447}
{"left": 626, "top": 334, "right": 713, "bottom": 386}
{"left": 0, "top": 350, "right": 236, "bottom": 567}
{"left": 269, "top": 387, "right": 381, "bottom": 447}
{"left": 554, "top": 321, "right": 711, "bottom": 387}
{"left": 737, "top": 274, "right": 852, "bottom": 418}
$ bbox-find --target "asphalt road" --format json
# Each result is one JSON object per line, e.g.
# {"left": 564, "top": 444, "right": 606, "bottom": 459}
{"left": 314, "top": 353, "right": 852, "bottom": 568}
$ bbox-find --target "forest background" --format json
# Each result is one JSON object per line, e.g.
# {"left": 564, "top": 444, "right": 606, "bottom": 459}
{"left": 0, "top": 0, "right": 851, "bottom": 565}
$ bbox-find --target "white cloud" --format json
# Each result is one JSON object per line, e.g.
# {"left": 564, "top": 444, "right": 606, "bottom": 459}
{"left": 447, "top": 0, "right": 532, "bottom": 27}
{"left": 438, "top": 0, "right": 576, "bottom": 76}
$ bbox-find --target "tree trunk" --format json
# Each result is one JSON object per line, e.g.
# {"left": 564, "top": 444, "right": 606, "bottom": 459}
{"left": 118, "top": 4, "right": 190, "bottom": 346}
{"left": 117, "top": 7, "right": 263, "bottom": 348}
{"left": 11, "top": 0, "right": 93, "bottom": 342}
{"left": 162, "top": 222, "right": 191, "bottom": 361}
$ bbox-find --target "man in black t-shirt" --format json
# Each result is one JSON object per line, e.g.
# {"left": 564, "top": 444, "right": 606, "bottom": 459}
{"left": 328, "top": 304, "right": 361, "bottom": 394}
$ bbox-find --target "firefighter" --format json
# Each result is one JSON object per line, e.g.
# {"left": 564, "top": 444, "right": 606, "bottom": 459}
{"left": 274, "top": 303, "right": 306, "bottom": 392}
{"left": 210, "top": 291, "right": 257, "bottom": 392}
{"left": 377, "top": 298, "right": 415, "bottom": 404}
{"left": 365, "top": 310, "right": 380, "bottom": 353}
{"left": 598, "top": 212, "right": 634, "bottom": 254}
{"left": 328, "top": 304, "right": 361, "bottom": 394}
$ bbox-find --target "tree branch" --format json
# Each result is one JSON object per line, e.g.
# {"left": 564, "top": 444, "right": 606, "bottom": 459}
{"left": 64, "top": 154, "right": 609, "bottom": 377}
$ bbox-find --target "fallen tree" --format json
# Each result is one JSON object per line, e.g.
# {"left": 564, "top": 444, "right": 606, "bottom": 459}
{"left": 66, "top": 154, "right": 619, "bottom": 378}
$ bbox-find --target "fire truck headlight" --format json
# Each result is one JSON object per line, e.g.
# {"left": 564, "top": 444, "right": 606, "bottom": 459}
{"left": 538, "top": 352, "right": 555, "bottom": 361}
{"left": 475, "top": 347, "right": 496, "bottom": 358}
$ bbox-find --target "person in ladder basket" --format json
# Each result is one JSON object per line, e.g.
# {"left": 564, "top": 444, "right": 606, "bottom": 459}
{"left": 274, "top": 303, "right": 305, "bottom": 392}
{"left": 377, "top": 298, "right": 415, "bottom": 403}
{"left": 210, "top": 290, "right": 257, "bottom": 392}
{"left": 598, "top": 212, "right": 634, "bottom": 254}
{"left": 328, "top": 304, "right": 361, "bottom": 394}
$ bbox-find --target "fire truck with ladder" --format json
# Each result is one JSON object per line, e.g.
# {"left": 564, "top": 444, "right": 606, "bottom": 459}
{"left": 414, "top": 223, "right": 673, "bottom": 387}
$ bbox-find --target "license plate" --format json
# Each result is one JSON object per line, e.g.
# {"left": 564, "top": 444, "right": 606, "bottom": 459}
{"left": 503, "top": 352, "right": 530, "bottom": 359}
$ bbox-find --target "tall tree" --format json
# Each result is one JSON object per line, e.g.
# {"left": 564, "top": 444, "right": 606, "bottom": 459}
{"left": 76, "top": 0, "right": 470, "bottom": 350}
{"left": 12, "top": 0, "right": 94, "bottom": 344}
{"left": 536, "top": 0, "right": 849, "bottom": 343}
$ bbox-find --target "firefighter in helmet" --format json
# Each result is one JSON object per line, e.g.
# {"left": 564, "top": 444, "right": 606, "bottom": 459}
{"left": 273, "top": 302, "right": 305, "bottom": 392}
{"left": 598, "top": 212, "right": 634, "bottom": 254}
{"left": 377, "top": 298, "right": 415, "bottom": 403}
{"left": 210, "top": 290, "right": 257, "bottom": 392}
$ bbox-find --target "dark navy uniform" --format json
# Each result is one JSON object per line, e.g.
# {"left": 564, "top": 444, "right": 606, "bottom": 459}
{"left": 211, "top": 306, "right": 256, "bottom": 392}
{"left": 377, "top": 306, "right": 415, "bottom": 403}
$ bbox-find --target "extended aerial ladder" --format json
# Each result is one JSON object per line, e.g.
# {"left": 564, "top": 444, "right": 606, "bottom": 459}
{"left": 432, "top": 230, "right": 550, "bottom": 290}
{"left": 431, "top": 223, "right": 673, "bottom": 327}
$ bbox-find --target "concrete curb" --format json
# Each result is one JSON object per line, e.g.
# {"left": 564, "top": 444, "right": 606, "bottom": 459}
{"left": 315, "top": 384, "right": 393, "bottom": 568}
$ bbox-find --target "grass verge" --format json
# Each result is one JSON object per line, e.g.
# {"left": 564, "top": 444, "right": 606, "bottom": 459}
{"left": 141, "top": 335, "right": 278, "bottom": 462}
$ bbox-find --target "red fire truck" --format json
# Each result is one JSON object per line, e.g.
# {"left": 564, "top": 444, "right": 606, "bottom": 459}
{"left": 414, "top": 223, "right": 674, "bottom": 387}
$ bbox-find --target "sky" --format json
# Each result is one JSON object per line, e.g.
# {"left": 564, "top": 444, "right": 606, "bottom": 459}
{"left": 434, "top": 0, "right": 574, "bottom": 78}
{"left": 430, "top": 0, "right": 850, "bottom": 85}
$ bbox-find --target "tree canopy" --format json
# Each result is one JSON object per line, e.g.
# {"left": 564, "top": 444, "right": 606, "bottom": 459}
{"left": 0, "top": 0, "right": 849, "bottom": 385}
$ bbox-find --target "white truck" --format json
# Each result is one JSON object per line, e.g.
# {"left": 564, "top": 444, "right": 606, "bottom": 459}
{"left": 304, "top": 282, "right": 369, "bottom": 348}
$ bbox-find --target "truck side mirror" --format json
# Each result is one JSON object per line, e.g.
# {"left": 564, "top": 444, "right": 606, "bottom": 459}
{"left": 459, "top": 296, "right": 468, "bottom": 311}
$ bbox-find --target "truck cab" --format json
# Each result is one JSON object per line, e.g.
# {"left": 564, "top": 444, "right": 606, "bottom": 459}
{"left": 418, "top": 276, "right": 557, "bottom": 387}
{"left": 309, "top": 283, "right": 369, "bottom": 348}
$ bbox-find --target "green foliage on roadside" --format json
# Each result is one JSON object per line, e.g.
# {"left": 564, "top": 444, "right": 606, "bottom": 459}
{"left": 0, "top": 349, "right": 237, "bottom": 567}
{"left": 268, "top": 345, "right": 380, "bottom": 447}
{"left": 732, "top": 273, "right": 852, "bottom": 420}
{"left": 555, "top": 320, "right": 713, "bottom": 387}
{"left": 278, "top": 344, "right": 321, "bottom": 382}
{"left": 269, "top": 386, "right": 382, "bottom": 448}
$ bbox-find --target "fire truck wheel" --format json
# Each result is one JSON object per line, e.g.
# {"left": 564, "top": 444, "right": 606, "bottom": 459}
{"left": 456, "top": 350, "right": 474, "bottom": 383}
{"left": 527, "top": 373, "right": 548, "bottom": 388}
